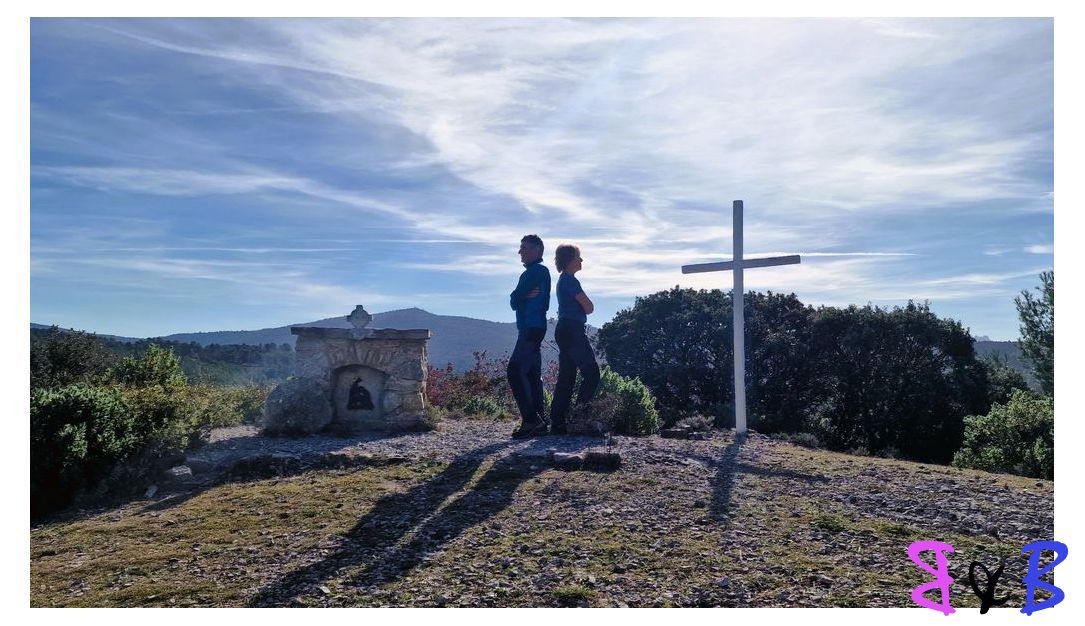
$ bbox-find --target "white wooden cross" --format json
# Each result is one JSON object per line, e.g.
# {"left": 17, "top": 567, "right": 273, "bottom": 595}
{"left": 681, "top": 200, "right": 801, "bottom": 435}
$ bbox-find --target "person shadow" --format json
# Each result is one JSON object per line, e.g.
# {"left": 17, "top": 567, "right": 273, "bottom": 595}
{"left": 248, "top": 437, "right": 591, "bottom": 606}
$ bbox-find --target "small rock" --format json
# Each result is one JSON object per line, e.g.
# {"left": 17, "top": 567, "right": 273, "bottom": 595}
{"left": 163, "top": 465, "right": 193, "bottom": 482}
{"left": 552, "top": 452, "right": 584, "bottom": 470}
{"left": 809, "top": 574, "right": 834, "bottom": 586}
{"left": 184, "top": 458, "right": 217, "bottom": 474}
{"left": 693, "top": 499, "right": 707, "bottom": 508}
{"left": 583, "top": 451, "right": 621, "bottom": 471}
{"left": 144, "top": 485, "right": 158, "bottom": 499}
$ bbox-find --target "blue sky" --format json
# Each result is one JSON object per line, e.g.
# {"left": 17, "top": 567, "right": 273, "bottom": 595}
{"left": 29, "top": 17, "right": 1053, "bottom": 340}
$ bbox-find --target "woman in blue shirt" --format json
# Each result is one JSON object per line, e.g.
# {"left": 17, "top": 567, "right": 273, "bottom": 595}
{"left": 550, "top": 244, "right": 601, "bottom": 434}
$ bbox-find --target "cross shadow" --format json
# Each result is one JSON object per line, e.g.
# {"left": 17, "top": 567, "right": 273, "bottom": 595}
{"left": 709, "top": 435, "right": 746, "bottom": 521}
{"left": 704, "top": 435, "right": 832, "bottom": 522}
{"left": 248, "top": 437, "right": 590, "bottom": 607}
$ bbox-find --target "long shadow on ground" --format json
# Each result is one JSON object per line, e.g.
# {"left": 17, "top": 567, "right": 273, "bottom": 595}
{"left": 704, "top": 436, "right": 832, "bottom": 521}
{"left": 133, "top": 429, "right": 426, "bottom": 515}
{"left": 248, "top": 437, "right": 591, "bottom": 607}
{"left": 709, "top": 436, "right": 745, "bottom": 521}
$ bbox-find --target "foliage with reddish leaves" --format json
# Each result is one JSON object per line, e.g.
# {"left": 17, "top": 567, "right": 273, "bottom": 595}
{"left": 426, "top": 350, "right": 560, "bottom": 415}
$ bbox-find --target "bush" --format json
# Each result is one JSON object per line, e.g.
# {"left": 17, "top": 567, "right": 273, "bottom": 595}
{"left": 30, "top": 326, "right": 118, "bottom": 390}
{"left": 462, "top": 395, "right": 504, "bottom": 417}
{"left": 183, "top": 384, "right": 271, "bottom": 430}
{"left": 952, "top": 389, "right": 1053, "bottom": 479}
{"left": 595, "top": 366, "right": 660, "bottom": 435}
{"left": 30, "top": 341, "right": 283, "bottom": 518}
{"left": 109, "top": 344, "right": 187, "bottom": 390}
{"left": 425, "top": 351, "right": 518, "bottom": 416}
{"left": 598, "top": 288, "right": 817, "bottom": 433}
{"left": 568, "top": 395, "right": 620, "bottom": 435}
{"left": 422, "top": 404, "right": 450, "bottom": 424}
{"left": 770, "top": 431, "right": 821, "bottom": 449}
{"left": 675, "top": 413, "right": 714, "bottom": 431}
{"left": 598, "top": 290, "right": 990, "bottom": 463}
{"left": 31, "top": 384, "right": 137, "bottom": 515}
{"left": 980, "top": 354, "right": 1031, "bottom": 406}
{"left": 30, "top": 343, "right": 242, "bottom": 517}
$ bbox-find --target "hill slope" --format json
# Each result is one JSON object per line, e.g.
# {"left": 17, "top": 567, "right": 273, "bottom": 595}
{"left": 33, "top": 310, "right": 596, "bottom": 371}
{"left": 31, "top": 319, "right": 1029, "bottom": 380}
{"left": 158, "top": 308, "right": 591, "bottom": 370}
{"left": 974, "top": 340, "right": 1038, "bottom": 389}
{"left": 30, "top": 421, "right": 1052, "bottom": 608}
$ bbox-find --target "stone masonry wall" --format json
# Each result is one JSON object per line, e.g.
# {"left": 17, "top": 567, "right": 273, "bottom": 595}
{"left": 292, "top": 327, "right": 430, "bottom": 431}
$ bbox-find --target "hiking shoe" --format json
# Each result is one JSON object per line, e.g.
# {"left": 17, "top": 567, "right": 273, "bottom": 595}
{"left": 512, "top": 420, "right": 548, "bottom": 439}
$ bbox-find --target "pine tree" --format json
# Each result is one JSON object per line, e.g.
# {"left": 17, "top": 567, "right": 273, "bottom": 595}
{"left": 1015, "top": 271, "right": 1054, "bottom": 395}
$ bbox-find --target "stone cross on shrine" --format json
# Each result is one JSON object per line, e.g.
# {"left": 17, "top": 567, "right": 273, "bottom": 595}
{"left": 681, "top": 200, "right": 801, "bottom": 435}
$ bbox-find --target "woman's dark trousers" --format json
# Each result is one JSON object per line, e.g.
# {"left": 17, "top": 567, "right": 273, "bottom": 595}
{"left": 550, "top": 319, "right": 600, "bottom": 431}
{"left": 507, "top": 327, "right": 547, "bottom": 425}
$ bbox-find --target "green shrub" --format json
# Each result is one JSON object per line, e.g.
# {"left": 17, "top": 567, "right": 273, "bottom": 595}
{"left": 30, "top": 326, "right": 118, "bottom": 390}
{"left": 463, "top": 395, "right": 503, "bottom": 417}
{"left": 553, "top": 584, "right": 596, "bottom": 606}
{"left": 596, "top": 366, "right": 660, "bottom": 435}
{"left": 418, "top": 405, "right": 442, "bottom": 431}
{"left": 31, "top": 384, "right": 134, "bottom": 515}
{"left": 675, "top": 413, "right": 714, "bottom": 431}
{"left": 771, "top": 431, "right": 821, "bottom": 449}
{"left": 952, "top": 389, "right": 1053, "bottom": 479}
{"left": 568, "top": 394, "right": 621, "bottom": 435}
{"left": 31, "top": 342, "right": 283, "bottom": 518}
{"left": 980, "top": 353, "right": 1031, "bottom": 406}
{"left": 109, "top": 343, "right": 186, "bottom": 389}
{"left": 813, "top": 513, "right": 850, "bottom": 532}
{"left": 182, "top": 384, "right": 271, "bottom": 430}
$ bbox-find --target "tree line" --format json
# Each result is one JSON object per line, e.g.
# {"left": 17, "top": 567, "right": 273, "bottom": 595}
{"left": 597, "top": 272, "right": 1053, "bottom": 477}
{"left": 31, "top": 327, "right": 295, "bottom": 388}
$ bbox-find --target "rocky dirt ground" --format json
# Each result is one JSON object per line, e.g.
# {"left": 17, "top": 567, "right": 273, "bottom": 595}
{"left": 30, "top": 418, "right": 1054, "bottom": 608}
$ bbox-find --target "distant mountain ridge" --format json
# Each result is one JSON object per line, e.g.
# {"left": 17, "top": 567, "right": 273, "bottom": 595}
{"left": 973, "top": 339, "right": 1038, "bottom": 389}
{"left": 31, "top": 314, "right": 1031, "bottom": 383}
{"left": 33, "top": 309, "right": 591, "bottom": 372}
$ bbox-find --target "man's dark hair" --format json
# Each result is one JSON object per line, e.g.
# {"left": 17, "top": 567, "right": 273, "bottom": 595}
{"left": 521, "top": 234, "right": 544, "bottom": 252}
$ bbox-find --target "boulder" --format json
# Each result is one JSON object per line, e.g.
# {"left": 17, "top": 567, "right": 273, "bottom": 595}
{"left": 552, "top": 452, "right": 584, "bottom": 470}
{"left": 583, "top": 451, "right": 621, "bottom": 471}
{"left": 260, "top": 377, "right": 333, "bottom": 435}
{"left": 162, "top": 465, "right": 194, "bottom": 484}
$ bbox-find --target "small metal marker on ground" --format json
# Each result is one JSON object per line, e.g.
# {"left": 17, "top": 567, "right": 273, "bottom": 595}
{"left": 681, "top": 200, "right": 801, "bottom": 436}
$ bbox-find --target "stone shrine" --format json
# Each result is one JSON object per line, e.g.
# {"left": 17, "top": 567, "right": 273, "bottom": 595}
{"left": 290, "top": 305, "right": 432, "bottom": 431}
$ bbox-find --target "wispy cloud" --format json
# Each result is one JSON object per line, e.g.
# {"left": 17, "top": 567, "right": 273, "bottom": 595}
{"left": 29, "top": 18, "right": 1053, "bottom": 338}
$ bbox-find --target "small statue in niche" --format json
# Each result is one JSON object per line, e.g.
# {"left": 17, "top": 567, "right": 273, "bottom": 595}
{"left": 347, "top": 377, "right": 375, "bottom": 410}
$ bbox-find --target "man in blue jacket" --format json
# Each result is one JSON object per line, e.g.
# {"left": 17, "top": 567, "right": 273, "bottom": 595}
{"left": 507, "top": 234, "right": 551, "bottom": 438}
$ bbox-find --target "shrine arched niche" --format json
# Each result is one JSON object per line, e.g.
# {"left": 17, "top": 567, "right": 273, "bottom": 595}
{"left": 331, "top": 365, "right": 387, "bottom": 423}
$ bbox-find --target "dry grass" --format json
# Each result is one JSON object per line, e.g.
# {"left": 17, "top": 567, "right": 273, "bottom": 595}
{"left": 31, "top": 434, "right": 1053, "bottom": 608}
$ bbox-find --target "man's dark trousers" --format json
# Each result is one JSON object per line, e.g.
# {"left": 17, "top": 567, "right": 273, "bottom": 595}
{"left": 507, "top": 327, "right": 546, "bottom": 424}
